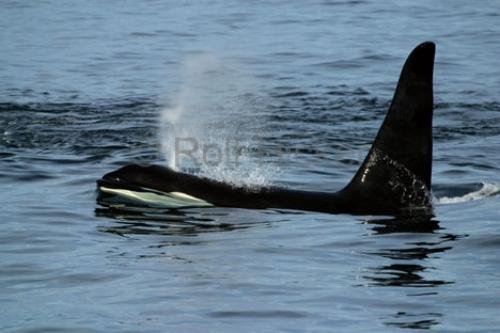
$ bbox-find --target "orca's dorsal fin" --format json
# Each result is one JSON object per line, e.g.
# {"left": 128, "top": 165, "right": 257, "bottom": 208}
{"left": 341, "top": 42, "right": 435, "bottom": 214}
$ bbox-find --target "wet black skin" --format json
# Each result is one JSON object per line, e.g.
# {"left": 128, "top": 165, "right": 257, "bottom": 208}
{"left": 98, "top": 42, "right": 436, "bottom": 216}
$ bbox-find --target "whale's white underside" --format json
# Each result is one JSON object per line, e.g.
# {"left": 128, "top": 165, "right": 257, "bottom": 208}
{"left": 99, "top": 186, "right": 213, "bottom": 208}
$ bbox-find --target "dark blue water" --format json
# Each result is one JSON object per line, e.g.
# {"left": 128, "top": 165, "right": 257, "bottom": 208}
{"left": 1, "top": 1, "right": 500, "bottom": 332}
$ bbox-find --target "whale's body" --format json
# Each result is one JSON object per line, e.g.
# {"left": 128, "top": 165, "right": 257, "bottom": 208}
{"left": 97, "top": 42, "right": 436, "bottom": 216}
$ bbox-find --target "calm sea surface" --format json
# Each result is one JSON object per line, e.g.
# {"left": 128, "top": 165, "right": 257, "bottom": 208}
{"left": 1, "top": 1, "right": 500, "bottom": 332}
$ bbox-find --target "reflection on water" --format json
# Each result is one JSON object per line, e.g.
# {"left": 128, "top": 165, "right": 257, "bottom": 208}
{"left": 367, "top": 263, "right": 451, "bottom": 288}
{"left": 364, "top": 216, "right": 454, "bottom": 287}
{"left": 95, "top": 205, "right": 270, "bottom": 237}
{"left": 385, "top": 311, "right": 442, "bottom": 330}
{"left": 367, "top": 215, "right": 440, "bottom": 234}
{"left": 95, "top": 204, "right": 470, "bottom": 331}
{"left": 364, "top": 216, "right": 466, "bottom": 329}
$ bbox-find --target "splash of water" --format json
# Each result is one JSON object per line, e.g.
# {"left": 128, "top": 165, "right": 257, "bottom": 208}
{"left": 434, "top": 182, "right": 500, "bottom": 205}
{"left": 159, "top": 53, "right": 280, "bottom": 187}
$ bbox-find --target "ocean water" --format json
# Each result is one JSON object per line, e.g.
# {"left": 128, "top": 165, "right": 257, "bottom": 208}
{"left": 1, "top": 1, "right": 500, "bottom": 332}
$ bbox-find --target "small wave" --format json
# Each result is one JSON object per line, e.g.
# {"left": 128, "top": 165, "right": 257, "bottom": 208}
{"left": 434, "top": 182, "right": 500, "bottom": 204}
{"left": 273, "top": 91, "right": 309, "bottom": 98}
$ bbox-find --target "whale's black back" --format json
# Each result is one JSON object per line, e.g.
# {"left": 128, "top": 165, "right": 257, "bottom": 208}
{"left": 97, "top": 42, "right": 436, "bottom": 216}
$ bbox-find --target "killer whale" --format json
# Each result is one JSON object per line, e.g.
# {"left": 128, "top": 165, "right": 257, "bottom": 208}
{"left": 97, "top": 41, "right": 435, "bottom": 216}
